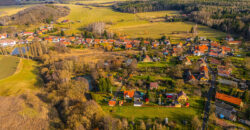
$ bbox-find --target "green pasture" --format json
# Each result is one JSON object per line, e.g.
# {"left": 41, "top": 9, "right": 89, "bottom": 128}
{"left": 0, "top": 56, "right": 20, "bottom": 80}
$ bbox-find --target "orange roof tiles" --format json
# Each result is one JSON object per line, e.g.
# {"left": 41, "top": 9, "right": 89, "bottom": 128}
{"left": 216, "top": 93, "right": 242, "bottom": 106}
{"left": 109, "top": 101, "right": 116, "bottom": 106}
{"left": 124, "top": 91, "right": 134, "bottom": 98}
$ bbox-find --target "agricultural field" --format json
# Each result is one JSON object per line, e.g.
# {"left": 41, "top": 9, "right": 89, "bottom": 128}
{"left": 0, "top": 56, "right": 20, "bottom": 80}
{"left": 0, "top": 58, "right": 42, "bottom": 96}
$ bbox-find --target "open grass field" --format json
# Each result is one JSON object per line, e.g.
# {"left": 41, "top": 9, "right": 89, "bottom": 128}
{"left": 110, "top": 22, "right": 227, "bottom": 39}
{"left": 0, "top": 59, "right": 42, "bottom": 96}
{"left": 0, "top": 5, "right": 32, "bottom": 17}
{"left": 101, "top": 96, "right": 204, "bottom": 124}
{"left": 0, "top": 56, "right": 20, "bottom": 80}
{"left": 56, "top": 4, "right": 226, "bottom": 40}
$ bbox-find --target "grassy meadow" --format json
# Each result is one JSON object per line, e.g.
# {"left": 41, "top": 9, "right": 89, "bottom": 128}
{"left": 110, "top": 22, "right": 227, "bottom": 39}
{"left": 0, "top": 56, "right": 20, "bottom": 80}
{"left": 56, "top": 4, "right": 226, "bottom": 40}
{"left": 0, "top": 58, "right": 42, "bottom": 96}
{"left": 102, "top": 96, "right": 204, "bottom": 125}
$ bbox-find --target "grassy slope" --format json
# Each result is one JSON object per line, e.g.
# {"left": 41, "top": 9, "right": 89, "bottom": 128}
{"left": 0, "top": 56, "right": 20, "bottom": 80}
{"left": 0, "top": 59, "right": 42, "bottom": 96}
{"left": 0, "top": 5, "right": 32, "bottom": 17}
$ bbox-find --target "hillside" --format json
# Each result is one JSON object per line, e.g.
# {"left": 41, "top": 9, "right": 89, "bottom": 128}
{"left": 0, "top": 5, "right": 70, "bottom": 26}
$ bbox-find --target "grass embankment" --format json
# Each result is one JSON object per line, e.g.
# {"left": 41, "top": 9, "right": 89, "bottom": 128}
{"left": 0, "top": 58, "right": 42, "bottom": 96}
{"left": 0, "top": 56, "right": 20, "bottom": 80}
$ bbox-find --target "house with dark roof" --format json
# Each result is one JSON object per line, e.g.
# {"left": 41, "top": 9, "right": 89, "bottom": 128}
{"left": 215, "top": 101, "right": 237, "bottom": 121}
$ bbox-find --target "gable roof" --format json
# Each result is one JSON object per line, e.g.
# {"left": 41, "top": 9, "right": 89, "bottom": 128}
{"left": 124, "top": 91, "right": 134, "bottom": 98}
{"left": 216, "top": 93, "right": 242, "bottom": 106}
{"left": 150, "top": 82, "right": 158, "bottom": 89}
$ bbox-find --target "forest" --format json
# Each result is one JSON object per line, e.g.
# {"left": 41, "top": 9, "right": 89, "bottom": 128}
{"left": 113, "top": 0, "right": 250, "bottom": 39}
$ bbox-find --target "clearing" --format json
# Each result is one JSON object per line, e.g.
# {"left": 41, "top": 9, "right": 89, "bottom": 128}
{"left": 0, "top": 56, "right": 20, "bottom": 80}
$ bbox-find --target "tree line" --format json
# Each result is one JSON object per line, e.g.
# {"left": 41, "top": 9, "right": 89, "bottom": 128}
{"left": 113, "top": 0, "right": 250, "bottom": 39}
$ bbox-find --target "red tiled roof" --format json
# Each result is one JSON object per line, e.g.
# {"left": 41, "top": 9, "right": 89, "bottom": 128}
{"left": 109, "top": 101, "right": 116, "bottom": 106}
{"left": 124, "top": 91, "right": 134, "bottom": 98}
{"left": 216, "top": 93, "right": 242, "bottom": 106}
{"left": 228, "top": 41, "right": 241, "bottom": 44}
{"left": 211, "top": 42, "right": 220, "bottom": 47}
{"left": 222, "top": 46, "right": 231, "bottom": 52}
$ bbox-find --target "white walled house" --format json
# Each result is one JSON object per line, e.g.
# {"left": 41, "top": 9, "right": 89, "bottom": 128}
{"left": 0, "top": 39, "right": 16, "bottom": 47}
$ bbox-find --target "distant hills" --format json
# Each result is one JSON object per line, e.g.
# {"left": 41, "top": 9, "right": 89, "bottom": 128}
{"left": 0, "top": 5, "right": 70, "bottom": 25}
{"left": 0, "top": 0, "right": 62, "bottom": 5}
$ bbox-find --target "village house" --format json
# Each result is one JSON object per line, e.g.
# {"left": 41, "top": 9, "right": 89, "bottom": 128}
{"left": 184, "top": 57, "right": 192, "bottom": 65}
{"left": 22, "top": 32, "right": 33, "bottom": 36}
{"left": 149, "top": 82, "right": 159, "bottom": 90}
{"left": 215, "top": 101, "right": 237, "bottom": 121}
{"left": 124, "top": 90, "right": 134, "bottom": 99}
{"left": 225, "top": 36, "right": 234, "bottom": 41}
{"left": 210, "top": 42, "right": 220, "bottom": 48}
{"left": 177, "top": 91, "right": 188, "bottom": 103}
{"left": 108, "top": 100, "right": 116, "bottom": 107}
{"left": 217, "top": 65, "right": 232, "bottom": 77}
{"left": 210, "top": 58, "right": 221, "bottom": 65}
{"left": 0, "top": 33, "right": 7, "bottom": 39}
{"left": 0, "top": 39, "right": 16, "bottom": 46}
{"left": 208, "top": 51, "right": 219, "bottom": 57}
{"left": 26, "top": 35, "right": 35, "bottom": 43}
{"left": 85, "top": 38, "right": 93, "bottom": 44}
{"left": 187, "top": 70, "right": 197, "bottom": 84}
{"left": 198, "top": 65, "right": 209, "bottom": 82}
{"left": 227, "top": 41, "right": 241, "bottom": 45}
{"left": 218, "top": 78, "right": 238, "bottom": 87}
{"left": 193, "top": 50, "right": 204, "bottom": 56}
{"left": 216, "top": 92, "right": 244, "bottom": 107}
{"left": 143, "top": 55, "right": 153, "bottom": 62}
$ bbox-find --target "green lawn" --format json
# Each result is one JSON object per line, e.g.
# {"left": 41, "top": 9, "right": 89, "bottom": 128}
{"left": 102, "top": 96, "right": 204, "bottom": 122}
{"left": 0, "top": 56, "right": 20, "bottom": 80}
{"left": 0, "top": 59, "right": 42, "bottom": 96}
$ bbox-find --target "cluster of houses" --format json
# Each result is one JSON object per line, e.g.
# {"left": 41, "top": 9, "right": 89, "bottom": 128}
{"left": 215, "top": 92, "right": 244, "bottom": 121}
{"left": 185, "top": 58, "right": 209, "bottom": 84}
{"left": 109, "top": 90, "right": 189, "bottom": 108}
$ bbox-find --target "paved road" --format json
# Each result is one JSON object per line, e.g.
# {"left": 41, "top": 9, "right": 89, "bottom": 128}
{"left": 202, "top": 49, "right": 216, "bottom": 129}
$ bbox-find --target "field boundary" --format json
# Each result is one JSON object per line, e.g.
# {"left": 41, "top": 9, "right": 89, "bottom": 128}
{"left": 13, "top": 58, "right": 22, "bottom": 75}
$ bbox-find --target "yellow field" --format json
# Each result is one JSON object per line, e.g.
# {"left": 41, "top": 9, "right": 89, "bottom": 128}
{"left": 0, "top": 5, "right": 32, "bottom": 17}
